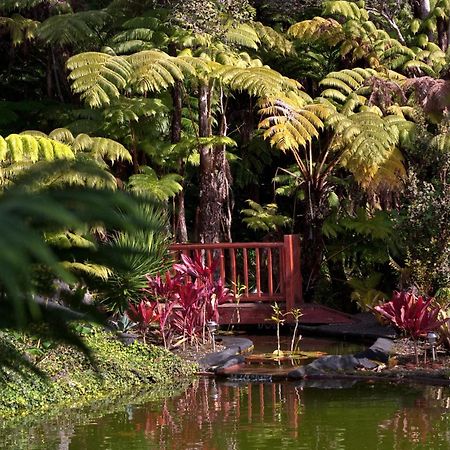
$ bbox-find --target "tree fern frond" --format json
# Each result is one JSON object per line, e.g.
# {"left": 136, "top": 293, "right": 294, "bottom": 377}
{"left": 45, "top": 231, "right": 95, "bottom": 249}
{"left": 0, "top": 13, "right": 38, "bottom": 45}
{"left": 48, "top": 128, "right": 75, "bottom": 145}
{"left": 329, "top": 111, "right": 405, "bottom": 188}
{"left": 323, "top": 0, "right": 368, "bottom": 20}
{"left": 38, "top": 10, "right": 110, "bottom": 46}
{"left": 258, "top": 94, "right": 333, "bottom": 152}
{"left": 288, "top": 17, "right": 344, "bottom": 46}
{"left": 110, "top": 28, "right": 156, "bottom": 54}
{"left": 0, "top": 134, "right": 74, "bottom": 164}
{"left": 215, "top": 66, "right": 301, "bottom": 96}
{"left": 104, "top": 97, "right": 168, "bottom": 124}
{"left": 225, "top": 22, "right": 260, "bottom": 49}
{"left": 67, "top": 52, "right": 132, "bottom": 108}
{"left": 252, "top": 22, "right": 295, "bottom": 55}
{"left": 128, "top": 51, "right": 202, "bottom": 94}
{"left": 88, "top": 137, "right": 132, "bottom": 164}
{"left": 128, "top": 166, "right": 183, "bottom": 201}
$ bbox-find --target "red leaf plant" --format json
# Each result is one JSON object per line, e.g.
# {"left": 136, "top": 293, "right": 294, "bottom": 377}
{"left": 374, "top": 291, "right": 442, "bottom": 364}
{"left": 127, "top": 300, "right": 160, "bottom": 343}
{"left": 142, "top": 253, "right": 233, "bottom": 348}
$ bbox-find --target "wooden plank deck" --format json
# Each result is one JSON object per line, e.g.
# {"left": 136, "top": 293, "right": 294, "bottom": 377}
{"left": 218, "top": 302, "right": 355, "bottom": 325}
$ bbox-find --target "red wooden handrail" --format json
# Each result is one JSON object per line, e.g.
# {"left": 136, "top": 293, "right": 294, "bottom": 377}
{"left": 169, "top": 234, "right": 302, "bottom": 311}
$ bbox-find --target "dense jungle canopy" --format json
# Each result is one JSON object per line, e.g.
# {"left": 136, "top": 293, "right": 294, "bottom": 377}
{"left": 2, "top": 0, "right": 450, "bottom": 316}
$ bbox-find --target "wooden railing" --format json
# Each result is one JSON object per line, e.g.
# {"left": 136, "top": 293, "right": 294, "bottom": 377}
{"left": 169, "top": 234, "right": 302, "bottom": 312}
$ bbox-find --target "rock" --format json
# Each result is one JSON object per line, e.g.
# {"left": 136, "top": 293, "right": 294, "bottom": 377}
{"left": 354, "top": 337, "right": 393, "bottom": 363}
{"left": 288, "top": 339, "right": 393, "bottom": 379}
{"left": 198, "top": 336, "right": 254, "bottom": 371}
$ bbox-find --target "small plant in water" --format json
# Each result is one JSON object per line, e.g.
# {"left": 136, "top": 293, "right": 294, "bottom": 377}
{"left": 289, "top": 308, "right": 303, "bottom": 353}
{"left": 268, "top": 302, "right": 286, "bottom": 358}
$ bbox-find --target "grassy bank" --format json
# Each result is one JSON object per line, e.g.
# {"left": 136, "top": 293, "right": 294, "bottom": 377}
{"left": 0, "top": 325, "right": 197, "bottom": 419}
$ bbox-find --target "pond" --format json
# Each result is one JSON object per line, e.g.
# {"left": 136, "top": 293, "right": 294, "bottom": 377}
{"left": 2, "top": 338, "right": 450, "bottom": 449}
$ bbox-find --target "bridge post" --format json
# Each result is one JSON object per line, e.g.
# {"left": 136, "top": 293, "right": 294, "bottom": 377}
{"left": 283, "top": 234, "right": 302, "bottom": 313}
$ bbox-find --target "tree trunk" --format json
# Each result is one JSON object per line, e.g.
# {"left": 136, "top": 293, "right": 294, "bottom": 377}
{"left": 300, "top": 182, "right": 328, "bottom": 299}
{"left": 171, "top": 79, "right": 188, "bottom": 242}
{"left": 437, "top": 17, "right": 449, "bottom": 51}
{"left": 197, "top": 82, "right": 231, "bottom": 243}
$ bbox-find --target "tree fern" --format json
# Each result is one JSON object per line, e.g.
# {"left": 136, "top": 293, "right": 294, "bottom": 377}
{"left": 288, "top": 17, "right": 344, "bottom": 46}
{"left": 241, "top": 200, "right": 291, "bottom": 232}
{"left": 258, "top": 92, "right": 333, "bottom": 151}
{"left": 128, "top": 166, "right": 183, "bottom": 201}
{"left": 0, "top": 13, "right": 38, "bottom": 45}
{"left": 328, "top": 111, "right": 405, "bottom": 188}
{"left": 323, "top": 0, "right": 369, "bottom": 20}
{"left": 67, "top": 52, "right": 132, "bottom": 108}
{"left": 225, "top": 22, "right": 260, "bottom": 50}
{"left": 0, "top": 134, "right": 74, "bottom": 163}
{"left": 38, "top": 10, "right": 111, "bottom": 47}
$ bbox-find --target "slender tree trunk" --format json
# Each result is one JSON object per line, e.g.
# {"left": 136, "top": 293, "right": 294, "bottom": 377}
{"left": 171, "top": 80, "right": 188, "bottom": 242}
{"left": 197, "top": 82, "right": 231, "bottom": 243}
{"left": 437, "top": 17, "right": 449, "bottom": 51}
{"left": 301, "top": 182, "right": 328, "bottom": 299}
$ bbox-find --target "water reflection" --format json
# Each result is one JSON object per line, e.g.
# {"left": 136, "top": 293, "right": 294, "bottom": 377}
{"left": 3, "top": 379, "right": 450, "bottom": 449}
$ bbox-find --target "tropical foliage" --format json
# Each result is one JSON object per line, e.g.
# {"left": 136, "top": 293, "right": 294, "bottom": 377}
{"left": 2, "top": 0, "right": 450, "bottom": 324}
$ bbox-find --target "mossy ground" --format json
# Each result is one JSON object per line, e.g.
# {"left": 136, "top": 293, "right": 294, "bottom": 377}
{"left": 0, "top": 325, "right": 197, "bottom": 420}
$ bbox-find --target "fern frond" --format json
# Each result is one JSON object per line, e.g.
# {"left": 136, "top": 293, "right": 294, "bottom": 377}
{"left": 0, "top": 13, "right": 38, "bottom": 45}
{"left": 110, "top": 28, "right": 156, "bottom": 54}
{"left": 38, "top": 10, "right": 110, "bottom": 46}
{"left": 241, "top": 200, "right": 292, "bottom": 232}
{"left": 0, "top": 134, "right": 74, "bottom": 164}
{"left": 252, "top": 22, "right": 295, "bottom": 55}
{"left": 87, "top": 138, "right": 132, "bottom": 164}
{"left": 225, "top": 23, "right": 260, "bottom": 50}
{"left": 67, "top": 52, "right": 132, "bottom": 108}
{"left": 329, "top": 112, "right": 406, "bottom": 188}
{"left": 104, "top": 97, "right": 168, "bottom": 124}
{"left": 128, "top": 51, "right": 203, "bottom": 94}
{"left": 215, "top": 66, "right": 301, "bottom": 96}
{"left": 288, "top": 17, "right": 344, "bottom": 46}
{"left": 128, "top": 166, "right": 183, "bottom": 201}
{"left": 323, "top": 0, "right": 368, "bottom": 20}
{"left": 258, "top": 93, "right": 333, "bottom": 152}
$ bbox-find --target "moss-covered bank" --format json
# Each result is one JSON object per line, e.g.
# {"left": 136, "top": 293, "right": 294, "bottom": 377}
{"left": 0, "top": 326, "right": 197, "bottom": 419}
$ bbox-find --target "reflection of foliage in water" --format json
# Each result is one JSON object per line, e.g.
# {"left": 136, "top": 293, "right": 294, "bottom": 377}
{"left": 378, "top": 385, "right": 450, "bottom": 446}
{"left": 4, "top": 379, "right": 450, "bottom": 449}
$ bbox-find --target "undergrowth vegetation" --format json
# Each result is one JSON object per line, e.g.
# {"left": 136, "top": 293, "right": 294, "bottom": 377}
{"left": 0, "top": 325, "right": 196, "bottom": 419}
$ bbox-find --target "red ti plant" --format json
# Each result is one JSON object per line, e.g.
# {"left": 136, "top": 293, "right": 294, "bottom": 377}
{"left": 143, "top": 252, "right": 232, "bottom": 348}
{"left": 374, "top": 291, "right": 442, "bottom": 364}
{"left": 127, "top": 300, "right": 160, "bottom": 343}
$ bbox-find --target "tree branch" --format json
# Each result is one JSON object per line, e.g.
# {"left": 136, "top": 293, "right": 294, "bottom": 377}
{"left": 366, "top": 6, "right": 406, "bottom": 45}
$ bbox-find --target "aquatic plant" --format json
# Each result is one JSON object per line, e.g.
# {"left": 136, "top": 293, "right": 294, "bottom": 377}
{"left": 289, "top": 308, "right": 303, "bottom": 353}
{"left": 374, "top": 291, "right": 442, "bottom": 364}
{"left": 268, "top": 302, "right": 286, "bottom": 358}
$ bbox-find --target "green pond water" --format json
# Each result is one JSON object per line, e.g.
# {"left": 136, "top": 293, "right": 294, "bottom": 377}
{"left": 2, "top": 337, "right": 450, "bottom": 450}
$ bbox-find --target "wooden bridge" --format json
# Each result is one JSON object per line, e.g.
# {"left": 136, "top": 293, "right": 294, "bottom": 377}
{"left": 170, "top": 235, "right": 353, "bottom": 325}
